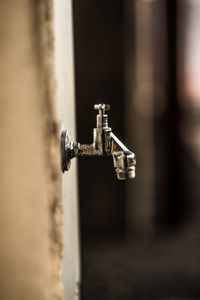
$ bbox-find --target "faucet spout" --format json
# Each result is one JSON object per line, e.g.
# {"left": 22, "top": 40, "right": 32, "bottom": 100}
{"left": 110, "top": 132, "right": 136, "bottom": 180}
{"left": 61, "top": 104, "right": 136, "bottom": 180}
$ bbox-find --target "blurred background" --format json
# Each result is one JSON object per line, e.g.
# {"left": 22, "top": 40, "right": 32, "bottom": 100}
{"left": 73, "top": 0, "right": 200, "bottom": 299}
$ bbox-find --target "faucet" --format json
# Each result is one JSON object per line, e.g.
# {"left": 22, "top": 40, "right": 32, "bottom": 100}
{"left": 61, "top": 104, "right": 136, "bottom": 180}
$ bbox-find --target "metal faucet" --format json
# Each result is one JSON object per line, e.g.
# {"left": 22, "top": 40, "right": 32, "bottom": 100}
{"left": 61, "top": 104, "right": 136, "bottom": 180}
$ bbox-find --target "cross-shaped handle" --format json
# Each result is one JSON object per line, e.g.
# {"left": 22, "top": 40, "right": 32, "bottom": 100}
{"left": 94, "top": 104, "right": 110, "bottom": 115}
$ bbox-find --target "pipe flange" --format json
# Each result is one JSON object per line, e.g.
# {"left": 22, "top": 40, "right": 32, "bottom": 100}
{"left": 61, "top": 130, "right": 71, "bottom": 172}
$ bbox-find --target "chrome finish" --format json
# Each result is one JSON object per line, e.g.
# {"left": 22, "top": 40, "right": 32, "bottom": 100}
{"left": 61, "top": 104, "right": 136, "bottom": 180}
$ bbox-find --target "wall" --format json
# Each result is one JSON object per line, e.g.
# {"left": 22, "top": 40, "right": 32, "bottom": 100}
{"left": 53, "top": 0, "right": 81, "bottom": 299}
{"left": 0, "top": 0, "right": 78, "bottom": 299}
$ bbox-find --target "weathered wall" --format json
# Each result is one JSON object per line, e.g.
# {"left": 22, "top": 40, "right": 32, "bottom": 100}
{"left": 0, "top": 1, "right": 63, "bottom": 299}
{"left": 53, "top": 0, "right": 81, "bottom": 299}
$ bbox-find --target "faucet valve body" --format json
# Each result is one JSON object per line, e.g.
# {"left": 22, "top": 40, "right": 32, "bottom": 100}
{"left": 61, "top": 104, "right": 136, "bottom": 180}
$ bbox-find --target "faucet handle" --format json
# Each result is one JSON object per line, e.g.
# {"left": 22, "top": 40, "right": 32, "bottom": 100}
{"left": 94, "top": 104, "right": 110, "bottom": 129}
{"left": 94, "top": 104, "right": 110, "bottom": 115}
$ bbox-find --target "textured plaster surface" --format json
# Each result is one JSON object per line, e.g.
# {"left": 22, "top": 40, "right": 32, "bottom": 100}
{"left": 53, "top": 0, "right": 81, "bottom": 299}
{"left": 0, "top": 1, "right": 63, "bottom": 299}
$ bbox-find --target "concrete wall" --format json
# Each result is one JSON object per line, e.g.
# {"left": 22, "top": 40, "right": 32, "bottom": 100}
{"left": 53, "top": 0, "right": 81, "bottom": 299}
{"left": 0, "top": 0, "right": 79, "bottom": 299}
